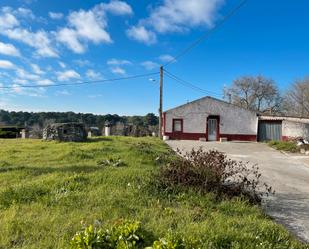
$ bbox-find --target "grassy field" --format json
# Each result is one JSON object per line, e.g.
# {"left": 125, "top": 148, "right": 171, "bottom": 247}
{"left": 0, "top": 137, "right": 307, "bottom": 248}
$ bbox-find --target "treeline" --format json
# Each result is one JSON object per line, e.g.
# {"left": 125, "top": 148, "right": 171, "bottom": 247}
{"left": 0, "top": 110, "right": 158, "bottom": 129}
{"left": 224, "top": 75, "right": 309, "bottom": 117}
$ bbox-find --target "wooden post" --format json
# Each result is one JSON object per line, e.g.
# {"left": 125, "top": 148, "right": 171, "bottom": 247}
{"left": 159, "top": 66, "right": 163, "bottom": 139}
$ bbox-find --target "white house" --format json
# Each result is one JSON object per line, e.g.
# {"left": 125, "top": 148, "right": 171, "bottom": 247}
{"left": 163, "top": 96, "right": 309, "bottom": 141}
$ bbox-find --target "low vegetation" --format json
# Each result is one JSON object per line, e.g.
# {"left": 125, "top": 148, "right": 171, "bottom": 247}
{"left": 0, "top": 137, "right": 307, "bottom": 248}
{"left": 156, "top": 149, "right": 273, "bottom": 203}
{"left": 268, "top": 140, "right": 299, "bottom": 153}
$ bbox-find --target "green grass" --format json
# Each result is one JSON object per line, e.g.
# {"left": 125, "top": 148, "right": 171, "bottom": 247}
{"left": 268, "top": 140, "right": 299, "bottom": 153}
{"left": 0, "top": 137, "right": 307, "bottom": 249}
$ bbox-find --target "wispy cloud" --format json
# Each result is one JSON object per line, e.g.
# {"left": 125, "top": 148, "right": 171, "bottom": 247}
{"left": 126, "top": 26, "right": 157, "bottom": 45}
{"left": 87, "top": 94, "right": 102, "bottom": 99}
{"left": 0, "top": 59, "right": 15, "bottom": 69}
{"left": 30, "top": 63, "right": 44, "bottom": 75}
{"left": 36, "top": 79, "right": 53, "bottom": 86}
{"left": 58, "top": 61, "right": 66, "bottom": 69}
{"left": 110, "top": 66, "right": 126, "bottom": 75}
{"left": 74, "top": 59, "right": 92, "bottom": 67}
{"left": 49, "top": 11, "right": 63, "bottom": 20}
{"left": 107, "top": 58, "right": 132, "bottom": 66}
{"left": 56, "top": 70, "right": 81, "bottom": 81}
{"left": 16, "top": 68, "right": 40, "bottom": 80}
{"left": 86, "top": 69, "right": 102, "bottom": 80}
{"left": 0, "top": 41, "right": 20, "bottom": 57}
{"left": 55, "top": 89, "right": 71, "bottom": 96}
{"left": 141, "top": 60, "right": 159, "bottom": 70}
{"left": 159, "top": 54, "right": 175, "bottom": 63}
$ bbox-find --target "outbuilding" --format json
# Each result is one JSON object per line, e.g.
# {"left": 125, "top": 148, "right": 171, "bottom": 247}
{"left": 257, "top": 115, "right": 309, "bottom": 141}
{"left": 163, "top": 96, "right": 309, "bottom": 142}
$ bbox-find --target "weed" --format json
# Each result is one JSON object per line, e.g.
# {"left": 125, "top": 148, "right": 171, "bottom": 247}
{"left": 268, "top": 141, "right": 299, "bottom": 153}
{"left": 157, "top": 148, "right": 273, "bottom": 203}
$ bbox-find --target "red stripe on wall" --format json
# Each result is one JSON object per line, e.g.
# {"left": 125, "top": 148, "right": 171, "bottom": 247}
{"left": 164, "top": 132, "right": 257, "bottom": 141}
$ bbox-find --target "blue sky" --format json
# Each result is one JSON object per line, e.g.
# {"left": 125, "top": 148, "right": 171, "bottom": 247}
{"left": 0, "top": 0, "right": 309, "bottom": 115}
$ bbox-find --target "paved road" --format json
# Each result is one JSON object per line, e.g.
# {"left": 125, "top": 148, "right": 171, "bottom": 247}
{"left": 166, "top": 140, "right": 309, "bottom": 243}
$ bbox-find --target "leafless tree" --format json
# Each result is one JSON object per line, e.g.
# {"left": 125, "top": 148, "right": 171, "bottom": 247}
{"left": 224, "top": 75, "right": 281, "bottom": 113}
{"left": 282, "top": 77, "right": 309, "bottom": 117}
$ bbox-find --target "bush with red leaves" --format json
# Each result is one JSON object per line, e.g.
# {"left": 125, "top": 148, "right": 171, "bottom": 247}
{"left": 158, "top": 148, "right": 273, "bottom": 203}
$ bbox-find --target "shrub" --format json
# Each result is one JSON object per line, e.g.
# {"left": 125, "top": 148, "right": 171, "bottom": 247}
{"left": 0, "top": 130, "right": 18, "bottom": 138}
{"left": 71, "top": 220, "right": 143, "bottom": 249}
{"left": 157, "top": 149, "right": 273, "bottom": 203}
{"left": 268, "top": 141, "right": 299, "bottom": 153}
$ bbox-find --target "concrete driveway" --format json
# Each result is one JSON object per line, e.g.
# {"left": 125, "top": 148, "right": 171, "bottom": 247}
{"left": 166, "top": 140, "right": 309, "bottom": 243}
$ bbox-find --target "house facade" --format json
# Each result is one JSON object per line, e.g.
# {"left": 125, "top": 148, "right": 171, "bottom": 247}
{"left": 163, "top": 97, "right": 258, "bottom": 141}
{"left": 163, "top": 96, "right": 309, "bottom": 141}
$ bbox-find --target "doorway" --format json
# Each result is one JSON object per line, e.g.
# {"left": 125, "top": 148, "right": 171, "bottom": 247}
{"left": 207, "top": 116, "right": 219, "bottom": 141}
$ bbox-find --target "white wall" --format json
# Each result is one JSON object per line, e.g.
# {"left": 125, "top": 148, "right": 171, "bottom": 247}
{"left": 165, "top": 97, "right": 258, "bottom": 135}
{"left": 283, "top": 120, "right": 309, "bottom": 139}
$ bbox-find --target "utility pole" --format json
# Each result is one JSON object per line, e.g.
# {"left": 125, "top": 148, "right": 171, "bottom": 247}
{"left": 159, "top": 66, "right": 163, "bottom": 139}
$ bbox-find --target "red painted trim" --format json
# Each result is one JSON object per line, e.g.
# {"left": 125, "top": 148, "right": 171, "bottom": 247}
{"left": 164, "top": 132, "right": 256, "bottom": 141}
{"left": 206, "top": 115, "right": 220, "bottom": 141}
{"left": 220, "top": 134, "right": 257, "bottom": 142}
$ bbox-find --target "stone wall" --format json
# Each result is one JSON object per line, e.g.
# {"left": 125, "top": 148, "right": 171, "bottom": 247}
{"left": 43, "top": 123, "right": 87, "bottom": 142}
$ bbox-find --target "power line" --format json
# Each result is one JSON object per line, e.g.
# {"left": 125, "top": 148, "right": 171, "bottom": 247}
{"left": 164, "top": 69, "right": 222, "bottom": 97}
{"left": 0, "top": 72, "right": 159, "bottom": 89}
{"left": 163, "top": 0, "right": 249, "bottom": 67}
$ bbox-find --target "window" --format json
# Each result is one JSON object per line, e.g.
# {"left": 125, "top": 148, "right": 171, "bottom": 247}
{"left": 173, "top": 119, "right": 183, "bottom": 132}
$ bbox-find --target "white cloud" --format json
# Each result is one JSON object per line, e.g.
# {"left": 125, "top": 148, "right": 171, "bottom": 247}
{"left": 159, "top": 54, "right": 175, "bottom": 63}
{"left": 16, "top": 8, "right": 35, "bottom": 20}
{"left": 36, "top": 79, "right": 53, "bottom": 86}
{"left": 16, "top": 68, "right": 40, "bottom": 80}
{"left": 147, "top": 0, "right": 224, "bottom": 33}
{"left": 107, "top": 58, "right": 132, "bottom": 66}
{"left": 68, "top": 9, "right": 112, "bottom": 43}
{"left": 0, "top": 42, "right": 20, "bottom": 57}
{"left": 30, "top": 64, "right": 44, "bottom": 75}
{"left": 141, "top": 61, "right": 159, "bottom": 70}
{"left": 13, "top": 78, "right": 28, "bottom": 85}
{"left": 10, "top": 84, "right": 46, "bottom": 97}
{"left": 57, "top": 1, "right": 132, "bottom": 53}
{"left": 110, "top": 66, "right": 126, "bottom": 75}
{"left": 49, "top": 12, "right": 64, "bottom": 20}
{"left": 3, "top": 28, "right": 58, "bottom": 57}
{"left": 0, "top": 11, "right": 19, "bottom": 29}
{"left": 58, "top": 61, "right": 66, "bottom": 68}
{"left": 57, "top": 27, "right": 85, "bottom": 53}
{"left": 127, "top": 0, "right": 224, "bottom": 44}
{"left": 87, "top": 94, "right": 102, "bottom": 99}
{"left": 0, "top": 7, "right": 58, "bottom": 58}
{"left": 0, "top": 60, "right": 15, "bottom": 69}
{"left": 56, "top": 70, "right": 81, "bottom": 81}
{"left": 22, "top": 0, "right": 37, "bottom": 5}
{"left": 86, "top": 69, "right": 102, "bottom": 79}
{"left": 99, "top": 0, "right": 133, "bottom": 15}
{"left": 126, "top": 26, "right": 157, "bottom": 45}
{"left": 55, "top": 89, "right": 71, "bottom": 96}
{"left": 74, "top": 59, "right": 92, "bottom": 67}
